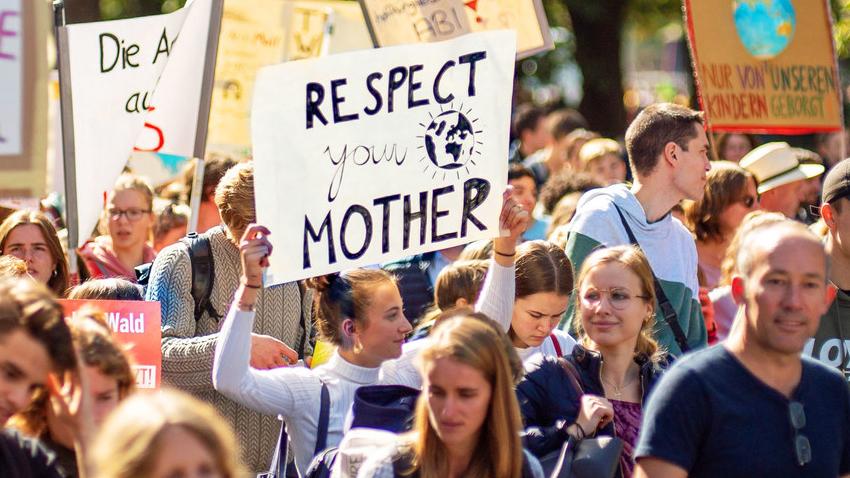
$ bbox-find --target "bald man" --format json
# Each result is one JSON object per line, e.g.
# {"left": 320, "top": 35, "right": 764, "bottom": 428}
{"left": 634, "top": 221, "right": 850, "bottom": 478}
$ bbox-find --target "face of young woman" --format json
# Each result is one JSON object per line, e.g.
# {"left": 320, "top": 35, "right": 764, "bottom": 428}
{"left": 425, "top": 357, "right": 492, "bottom": 451}
{"left": 718, "top": 178, "right": 759, "bottom": 236}
{"left": 588, "top": 154, "right": 627, "bottom": 186}
{"left": 3, "top": 224, "right": 57, "bottom": 285}
{"left": 357, "top": 282, "right": 412, "bottom": 364}
{"left": 107, "top": 189, "right": 153, "bottom": 251}
{"left": 150, "top": 426, "right": 223, "bottom": 478}
{"left": 0, "top": 330, "right": 51, "bottom": 426}
{"left": 511, "top": 292, "right": 569, "bottom": 348}
{"left": 578, "top": 263, "right": 652, "bottom": 351}
{"left": 84, "top": 366, "right": 121, "bottom": 428}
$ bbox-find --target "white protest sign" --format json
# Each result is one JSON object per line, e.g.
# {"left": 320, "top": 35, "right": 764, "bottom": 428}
{"left": 64, "top": 1, "right": 194, "bottom": 246}
{"left": 253, "top": 31, "right": 516, "bottom": 284}
{"left": 135, "top": 0, "right": 213, "bottom": 155}
{"left": 0, "top": 0, "right": 21, "bottom": 156}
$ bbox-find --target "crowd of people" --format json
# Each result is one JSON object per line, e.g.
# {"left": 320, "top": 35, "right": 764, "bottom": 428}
{"left": 1, "top": 101, "right": 849, "bottom": 478}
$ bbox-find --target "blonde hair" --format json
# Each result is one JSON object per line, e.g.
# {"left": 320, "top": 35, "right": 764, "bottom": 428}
{"left": 405, "top": 316, "right": 525, "bottom": 478}
{"left": 579, "top": 138, "right": 623, "bottom": 169}
{"left": 214, "top": 161, "right": 255, "bottom": 238}
{"left": 8, "top": 307, "right": 135, "bottom": 437}
{"left": 110, "top": 173, "right": 154, "bottom": 210}
{"left": 718, "top": 211, "right": 787, "bottom": 286}
{"left": 90, "top": 388, "right": 245, "bottom": 478}
{"left": 573, "top": 246, "right": 663, "bottom": 361}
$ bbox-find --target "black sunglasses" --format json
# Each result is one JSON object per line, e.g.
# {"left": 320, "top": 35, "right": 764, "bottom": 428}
{"left": 789, "top": 401, "right": 811, "bottom": 466}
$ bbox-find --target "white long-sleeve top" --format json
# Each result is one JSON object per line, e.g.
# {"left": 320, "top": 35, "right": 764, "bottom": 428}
{"left": 213, "top": 304, "right": 408, "bottom": 476}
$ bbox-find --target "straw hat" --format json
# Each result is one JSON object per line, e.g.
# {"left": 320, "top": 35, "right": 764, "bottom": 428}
{"left": 739, "top": 142, "right": 825, "bottom": 194}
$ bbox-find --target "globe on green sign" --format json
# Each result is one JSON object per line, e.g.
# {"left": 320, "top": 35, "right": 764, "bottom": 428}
{"left": 732, "top": 0, "right": 796, "bottom": 59}
{"left": 425, "top": 111, "right": 476, "bottom": 171}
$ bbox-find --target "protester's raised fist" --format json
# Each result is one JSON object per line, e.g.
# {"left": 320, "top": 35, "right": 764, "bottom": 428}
{"left": 239, "top": 224, "right": 273, "bottom": 287}
{"left": 500, "top": 186, "right": 530, "bottom": 242}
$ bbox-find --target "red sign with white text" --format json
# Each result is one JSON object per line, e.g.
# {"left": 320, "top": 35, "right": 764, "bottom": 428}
{"left": 60, "top": 300, "right": 162, "bottom": 389}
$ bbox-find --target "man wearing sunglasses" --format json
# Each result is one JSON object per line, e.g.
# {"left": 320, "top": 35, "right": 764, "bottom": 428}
{"left": 634, "top": 221, "right": 850, "bottom": 478}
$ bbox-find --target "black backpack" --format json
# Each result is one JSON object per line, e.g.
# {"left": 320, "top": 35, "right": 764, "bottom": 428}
{"left": 135, "top": 231, "right": 220, "bottom": 322}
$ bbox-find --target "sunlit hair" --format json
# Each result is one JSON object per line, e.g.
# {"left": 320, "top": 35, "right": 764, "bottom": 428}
{"left": 573, "top": 246, "right": 662, "bottom": 361}
{"left": 434, "top": 260, "right": 489, "bottom": 311}
{"left": 90, "top": 388, "right": 245, "bottom": 478}
{"left": 684, "top": 161, "right": 754, "bottom": 242}
{"left": 0, "top": 209, "right": 69, "bottom": 297}
{"left": 718, "top": 211, "right": 787, "bottom": 286}
{"left": 214, "top": 161, "right": 255, "bottom": 239}
{"left": 515, "top": 240, "right": 573, "bottom": 299}
{"left": 404, "top": 315, "right": 525, "bottom": 478}
{"left": 9, "top": 307, "right": 135, "bottom": 437}
{"left": 305, "top": 269, "right": 396, "bottom": 348}
{"left": 578, "top": 138, "right": 623, "bottom": 170}
{"left": 736, "top": 220, "right": 825, "bottom": 282}
{"left": 0, "top": 255, "right": 27, "bottom": 279}
{"left": 109, "top": 173, "right": 155, "bottom": 211}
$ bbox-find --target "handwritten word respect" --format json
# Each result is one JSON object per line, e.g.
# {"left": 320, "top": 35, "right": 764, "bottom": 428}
{"left": 305, "top": 51, "right": 487, "bottom": 129}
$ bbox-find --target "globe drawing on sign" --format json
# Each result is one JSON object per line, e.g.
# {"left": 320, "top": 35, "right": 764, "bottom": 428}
{"left": 424, "top": 110, "right": 476, "bottom": 170}
{"left": 732, "top": 0, "right": 796, "bottom": 59}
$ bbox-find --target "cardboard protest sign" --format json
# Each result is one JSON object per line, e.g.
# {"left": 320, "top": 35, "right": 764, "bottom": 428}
{"left": 684, "top": 0, "right": 842, "bottom": 133}
{"left": 0, "top": 0, "right": 48, "bottom": 198}
{"left": 464, "top": 0, "right": 553, "bottom": 59}
{"left": 283, "top": 4, "right": 332, "bottom": 61}
{"left": 293, "top": 0, "right": 373, "bottom": 55}
{"left": 61, "top": 1, "right": 195, "bottom": 246}
{"left": 60, "top": 300, "right": 162, "bottom": 389}
{"left": 253, "top": 31, "right": 516, "bottom": 284}
{"left": 206, "top": 0, "right": 288, "bottom": 156}
{"left": 358, "top": 0, "right": 471, "bottom": 46}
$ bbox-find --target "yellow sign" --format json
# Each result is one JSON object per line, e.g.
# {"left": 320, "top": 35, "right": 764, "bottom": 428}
{"left": 685, "top": 0, "right": 842, "bottom": 133}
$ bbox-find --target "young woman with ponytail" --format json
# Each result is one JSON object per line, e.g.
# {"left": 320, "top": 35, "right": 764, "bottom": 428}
{"left": 517, "top": 245, "right": 668, "bottom": 478}
{"left": 213, "top": 225, "right": 412, "bottom": 476}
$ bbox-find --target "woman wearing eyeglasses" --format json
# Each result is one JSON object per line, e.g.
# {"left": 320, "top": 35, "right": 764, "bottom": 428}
{"left": 683, "top": 161, "right": 758, "bottom": 290}
{"left": 517, "top": 246, "right": 668, "bottom": 478}
{"left": 78, "top": 173, "right": 156, "bottom": 282}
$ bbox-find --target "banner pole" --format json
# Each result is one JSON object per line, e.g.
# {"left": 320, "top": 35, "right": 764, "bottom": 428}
{"left": 191, "top": 0, "right": 224, "bottom": 161}
{"left": 53, "top": 0, "right": 80, "bottom": 285}
{"left": 187, "top": 157, "right": 205, "bottom": 234}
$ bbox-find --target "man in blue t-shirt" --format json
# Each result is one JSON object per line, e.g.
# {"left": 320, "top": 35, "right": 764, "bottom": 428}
{"left": 634, "top": 221, "right": 850, "bottom": 478}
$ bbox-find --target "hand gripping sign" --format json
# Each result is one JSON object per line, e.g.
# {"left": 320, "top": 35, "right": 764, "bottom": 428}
{"left": 252, "top": 31, "right": 516, "bottom": 284}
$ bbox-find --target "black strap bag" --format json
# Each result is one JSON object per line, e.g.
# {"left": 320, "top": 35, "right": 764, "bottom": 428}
{"left": 538, "top": 358, "right": 623, "bottom": 478}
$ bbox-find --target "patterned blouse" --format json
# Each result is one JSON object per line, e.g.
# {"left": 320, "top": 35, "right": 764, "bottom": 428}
{"left": 611, "top": 399, "right": 643, "bottom": 478}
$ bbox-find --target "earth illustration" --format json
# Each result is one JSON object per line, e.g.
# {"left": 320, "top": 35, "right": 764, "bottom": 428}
{"left": 424, "top": 110, "right": 475, "bottom": 170}
{"left": 733, "top": 0, "right": 796, "bottom": 59}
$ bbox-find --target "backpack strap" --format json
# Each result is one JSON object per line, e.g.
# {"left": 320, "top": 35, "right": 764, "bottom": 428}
{"left": 180, "top": 231, "right": 220, "bottom": 323}
{"left": 315, "top": 382, "right": 331, "bottom": 455}
{"left": 611, "top": 204, "right": 690, "bottom": 354}
{"left": 551, "top": 333, "right": 562, "bottom": 357}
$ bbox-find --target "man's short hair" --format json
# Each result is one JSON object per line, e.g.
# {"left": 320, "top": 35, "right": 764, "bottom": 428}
{"left": 625, "top": 103, "right": 705, "bottom": 178}
{"left": 512, "top": 104, "right": 546, "bottom": 139}
{"left": 736, "top": 220, "right": 828, "bottom": 282}
{"left": 0, "top": 278, "right": 76, "bottom": 370}
{"left": 547, "top": 109, "right": 589, "bottom": 141}
{"left": 214, "top": 161, "right": 255, "bottom": 236}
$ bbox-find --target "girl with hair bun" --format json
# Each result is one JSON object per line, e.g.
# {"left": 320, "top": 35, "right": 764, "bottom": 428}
{"left": 518, "top": 246, "right": 668, "bottom": 478}
{"left": 213, "top": 225, "right": 412, "bottom": 475}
